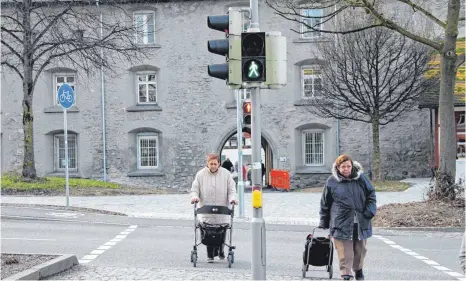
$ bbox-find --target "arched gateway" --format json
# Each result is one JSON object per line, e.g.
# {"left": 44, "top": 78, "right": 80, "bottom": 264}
{"left": 215, "top": 125, "right": 278, "bottom": 187}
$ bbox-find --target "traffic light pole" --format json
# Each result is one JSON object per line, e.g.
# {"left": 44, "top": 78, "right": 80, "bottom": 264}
{"left": 248, "top": 0, "right": 266, "bottom": 279}
{"left": 251, "top": 87, "right": 266, "bottom": 280}
{"left": 236, "top": 90, "right": 245, "bottom": 218}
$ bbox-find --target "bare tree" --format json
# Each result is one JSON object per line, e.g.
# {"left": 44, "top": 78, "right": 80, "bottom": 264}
{"left": 266, "top": 0, "right": 465, "bottom": 198}
{"left": 307, "top": 26, "right": 435, "bottom": 181}
{"left": 1, "top": 0, "right": 152, "bottom": 180}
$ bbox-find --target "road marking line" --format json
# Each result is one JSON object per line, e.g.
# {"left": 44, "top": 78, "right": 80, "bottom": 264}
{"left": 1, "top": 238, "right": 56, "bottom": 241}
{"left": 375, "top": 235, "right": 464, "bottom": 281}
{"left": 81, "top": 255, "right": 98, "bottom": 260}
{"left": 414, "top": 255, "right": 429, "bottom": 260}
{"left": 423, "top": 260, "right": 440, "bottom": 265}
{"left": 91, "top": 250, "right": 106, "bottom": 255}
{"left": 434, "top": 266, "right": 450, "bottom": 271}
{"left": 78, "top": 225, "right": 138, "bottom": 264}
{"left": 447, "top": 272, "right": 465, "bottom": 277}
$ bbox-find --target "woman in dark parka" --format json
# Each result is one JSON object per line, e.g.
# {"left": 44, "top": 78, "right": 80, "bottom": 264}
{"left": 319, "top": 154, "right": 377, "bottom": 280}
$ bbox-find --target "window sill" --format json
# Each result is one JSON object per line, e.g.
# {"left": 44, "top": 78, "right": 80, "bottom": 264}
{"left": 44, "top": 106, "right": 80, "bottom": 113}
{"left": 292, "top": 38, "right": 332, "bottom": 43}
{"left": 126, "top": 104, "right": 162, "bottom": 112}
{"left": 128, "top": 170, "right": 165, "bottom": 177}
{"left": 226, "top": 102, "right": 237, "bottom": 109}
{"left": 136, "top": 43, "right": 161, "bottom": 49}
{"left": 294, "top": 99, "right": 310, "bottom": 106}
{"left": 295, "top": 166, "right": 331, "bottom": 174}
{"left": 47, "top": 172, "right": 81, "bottom": 178}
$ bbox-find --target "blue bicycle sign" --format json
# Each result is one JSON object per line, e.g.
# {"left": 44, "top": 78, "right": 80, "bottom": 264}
{"left": 57, "top": 83, "right": 75, "bottom": 109}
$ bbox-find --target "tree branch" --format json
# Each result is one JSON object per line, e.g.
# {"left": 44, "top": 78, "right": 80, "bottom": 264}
{"left": 1, "top": 14, "right": 24, "bottom": 29}
{"left": 1, "top": 26, "right": 24, "bottom": 45}
{"left": 1, "top": 39, "right": 23, "bottom": 62}
{"left": 361, "top": 0, "right": 442, "bottom": 50}
{"left": 394, "top": 0, "right": 447, "bottom": 28}
{"left": 32, "top": 5, "right": 73, "bottom": 48}
{"left": 1, "top": 61, "right": 23, "bottom": 80}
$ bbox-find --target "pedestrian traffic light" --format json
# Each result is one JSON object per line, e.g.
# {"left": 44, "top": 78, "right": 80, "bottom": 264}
{"left": 241, "top": 32, "right": 266, "bottom": 83}
{"left": 207, "top": 8, "right": 242, "bottom": 86}
{"left": 243, "top": 100, "right": 251, "bottom": 125}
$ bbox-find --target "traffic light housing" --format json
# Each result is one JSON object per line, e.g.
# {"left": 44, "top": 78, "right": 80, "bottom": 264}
{"left": 241, "top": 32, "right": 266, "bottom": 82}
{"left": 207, "top": 8, "right": 242, "bottom": 86}
{"left": 243, "top": 100, "right": 251, "bottom": 125}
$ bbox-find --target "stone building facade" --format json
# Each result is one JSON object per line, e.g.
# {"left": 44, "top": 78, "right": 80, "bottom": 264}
{"left": 1, "top": 0, "right": 434, "bottom": 189}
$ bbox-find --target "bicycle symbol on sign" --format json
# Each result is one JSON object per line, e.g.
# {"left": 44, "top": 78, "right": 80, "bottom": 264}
{"left": 59, "top": 90, "right": 74, "bottom": 104}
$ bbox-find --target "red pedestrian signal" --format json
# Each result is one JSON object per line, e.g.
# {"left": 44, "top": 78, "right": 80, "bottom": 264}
{"left": 243, "top": 101, "right": 251, "bottom": 125}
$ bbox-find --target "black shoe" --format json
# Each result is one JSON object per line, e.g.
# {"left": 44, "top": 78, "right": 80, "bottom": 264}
{"left": 355, "top": 269, "right": 364, "bottom": 280}
{"left": 342, "top": 275, "right": 353, "bottom": 280}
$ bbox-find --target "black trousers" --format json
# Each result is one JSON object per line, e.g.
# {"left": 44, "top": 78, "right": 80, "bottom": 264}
{"left": 207, "top": 245, "right": 225, "bottom": 258}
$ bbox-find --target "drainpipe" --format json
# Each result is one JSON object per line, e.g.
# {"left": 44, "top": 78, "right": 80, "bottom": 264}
{"left": 334, "top": 4, "right": 340, "bottom": 157}
{"left": 96, "top": 0, "right": 107, "bottom": 181}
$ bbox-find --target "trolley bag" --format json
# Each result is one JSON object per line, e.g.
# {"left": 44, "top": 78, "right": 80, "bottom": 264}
{"left": 200, "top": 223, "right": 228, "bottom": 247}
{"left": 303, "top": 234, "right": 332, "bottom": 266}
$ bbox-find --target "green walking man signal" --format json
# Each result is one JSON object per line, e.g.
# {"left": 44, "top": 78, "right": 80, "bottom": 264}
{"left": 241, "top": 32, "right": 266, "bottom": 82}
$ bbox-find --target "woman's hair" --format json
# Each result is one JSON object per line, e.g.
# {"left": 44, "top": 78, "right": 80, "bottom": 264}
{"left": 335, "top": 154, "right": 353, "bottom": 167}
{"left": 206, "top": 153, "right": 220, "bottom": 164}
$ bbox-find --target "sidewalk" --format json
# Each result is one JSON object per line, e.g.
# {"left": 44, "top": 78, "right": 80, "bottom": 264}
{"left": 1, "top": 178, "right": 430, "bottom": 225}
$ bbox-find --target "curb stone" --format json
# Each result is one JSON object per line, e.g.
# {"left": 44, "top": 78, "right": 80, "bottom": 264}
{"left": 374, "top": 227, "right": 465, "bottom": 233}
{"left": 4, "top": 254, "right": 78, "bottom": 281}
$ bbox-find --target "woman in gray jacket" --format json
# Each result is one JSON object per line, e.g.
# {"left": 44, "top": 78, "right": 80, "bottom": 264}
{"left": 319, "top": 154, "right": 377, "bottom": 280}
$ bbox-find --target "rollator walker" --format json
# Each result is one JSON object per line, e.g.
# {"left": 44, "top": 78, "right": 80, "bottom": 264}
{"left": 190, "top": 202, "right": 236, "bottom": 268}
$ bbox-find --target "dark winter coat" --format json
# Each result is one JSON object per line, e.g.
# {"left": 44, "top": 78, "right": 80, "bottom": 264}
{"left": 319, "top": 161, "right": 377, "bottom": 240}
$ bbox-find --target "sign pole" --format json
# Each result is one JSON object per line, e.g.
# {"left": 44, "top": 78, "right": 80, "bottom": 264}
{"left": 64, "top": 108, "right": 69, "bottom": 210}
{"left": 57, "top": 83, "right": 74, "bottom": 210}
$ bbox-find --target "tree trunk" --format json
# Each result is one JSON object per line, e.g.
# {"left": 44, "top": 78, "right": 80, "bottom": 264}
{"left": 21, "top": 0, "right": 37, "bottom": 180}
{"left": 435, "top": 0, "right": 460, "bottom": 200}
{"left": 371, "top": 118, "right": 382, "bottom": 181}
{"left": 21, "top": 71, "right": 36, "bottom": 180}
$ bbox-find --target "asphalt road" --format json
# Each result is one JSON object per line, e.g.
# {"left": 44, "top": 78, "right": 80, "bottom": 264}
{"left": 1, "top": 205, "right": 464, "bottom": 280}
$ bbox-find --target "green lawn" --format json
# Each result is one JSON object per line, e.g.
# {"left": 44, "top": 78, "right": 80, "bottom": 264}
{"left": 296, "top": 180, "right": 410, "bottom": 193}
{"left": 373, "top": 181, "right": 409, "bottom": 192}
{"left": 1, "top": 174, "right": 120, "bottom": 190}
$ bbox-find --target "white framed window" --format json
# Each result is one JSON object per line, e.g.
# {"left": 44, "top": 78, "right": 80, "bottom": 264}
{"left": 137, "top": 72, "right": 157, "bottom": 104}
{"left": 457, "top": 113, "right": 465, "bottom": 126}
{"left": 301, "top": 9, "right": 323, "bottom": 39}
{"left": 54, "top": 74, "right": 76, "bottom": 105}
{"left": 137, "top": 133, "right": 159, "bottom": 169}
{"left": 134, "top": 11, "right": 155, "bottom": 44}
{"left": 302, "top": 66, "right": 322, "bottom": 98}
{"left": 303, "top": 130, "right": 324, "bottom": 166}
{"left": 54, "top": 134, "right": 77, "bottom": 171}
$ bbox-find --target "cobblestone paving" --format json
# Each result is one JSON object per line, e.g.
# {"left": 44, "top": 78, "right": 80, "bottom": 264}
{"left": 48, "top": 265, "right": 303, "bottom": 280}
{"left": 1, "top": 178, "right": 430, "bottom": 225}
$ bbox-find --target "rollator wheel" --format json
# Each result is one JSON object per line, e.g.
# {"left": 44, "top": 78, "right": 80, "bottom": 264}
{"left": 227, "top": 253, "right": 233, "bottom": 268}
{"left": 328, "top": 265, "right": 333, "bottom": 279}
{"left": 191, "top": 252, "right": 197, "bottom": 267}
